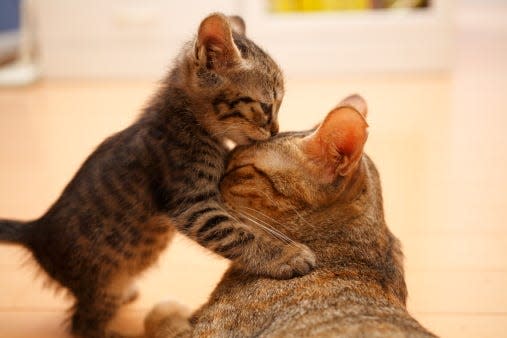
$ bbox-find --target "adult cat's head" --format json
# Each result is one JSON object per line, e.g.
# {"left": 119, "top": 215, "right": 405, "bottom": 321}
{"left": 169, "top": 13, "right": 283, "bottom": 145}
{"left": 222, "top": 94, "right": 370, "bottom": 233}
{"left": 221, "top": 94, "right": 407, "bottom": 303}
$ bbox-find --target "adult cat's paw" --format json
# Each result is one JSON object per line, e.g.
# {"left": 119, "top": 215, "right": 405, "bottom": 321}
{"left": 270, "top": 243, "right": 317, "bottom": 279}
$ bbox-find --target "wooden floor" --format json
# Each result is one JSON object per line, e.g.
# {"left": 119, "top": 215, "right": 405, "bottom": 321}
{"left": 1, "top": 8, "right": 507, "bottom": 338}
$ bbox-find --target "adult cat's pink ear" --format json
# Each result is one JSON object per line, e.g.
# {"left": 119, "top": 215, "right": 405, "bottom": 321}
{"left": 302, "top": 94, "right": 369, "bottom": 180}
{"left": 196, "top": 13, "right": 242, "bottom": 70}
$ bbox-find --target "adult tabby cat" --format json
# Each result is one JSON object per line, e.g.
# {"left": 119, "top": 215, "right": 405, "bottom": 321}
{"left": 0, "top": 13, "right": 316, "bottom": 338}
{"left": 144, "top": 95, "right": 437, "bottom": 338}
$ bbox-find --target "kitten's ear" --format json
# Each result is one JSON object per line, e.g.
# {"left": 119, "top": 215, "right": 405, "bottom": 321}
{"left": 228, "top": 15, "right": 246, "bottom": 35}
{"left": 302, "top": 94, "right": 369, "bottom": 181}
{"left": 196, "top": 13, "right": 242, "bottom": 70}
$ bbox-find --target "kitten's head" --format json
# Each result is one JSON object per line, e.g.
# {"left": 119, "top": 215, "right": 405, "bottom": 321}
{"left": 221, "top": 94, "right": 370, "bottom": 236}
{"left": 186, "top": 13, "right": 284, "bottom": 145}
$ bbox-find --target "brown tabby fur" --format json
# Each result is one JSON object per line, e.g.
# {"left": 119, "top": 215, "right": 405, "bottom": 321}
{"left": 144, "top": 95, "right": 437, "bottom": 338}
{"left": 0, "top": 13, "right": 316, "bottom": 338}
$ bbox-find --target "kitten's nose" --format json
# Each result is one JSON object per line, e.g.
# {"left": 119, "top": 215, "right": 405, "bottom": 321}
{"left": 270, "top": 122, "right": 279, "bottom": 136}
{"left": 260, "top": 102, "right": 277, "bottom": 136}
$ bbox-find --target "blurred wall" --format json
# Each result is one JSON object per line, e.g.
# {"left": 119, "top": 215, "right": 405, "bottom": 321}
{"left": 34, "top": 1, "right": 239, "bottom": 78}
{"left": 0, "top": 0, "right": 20, "bottom": 63}
{"left": 33, "top": 0, "right": 453, "bottom": 79}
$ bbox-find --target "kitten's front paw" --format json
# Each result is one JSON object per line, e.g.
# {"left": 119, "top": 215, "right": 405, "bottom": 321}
{"left": 270, "top": 243, "right": 317, "bottom": 279}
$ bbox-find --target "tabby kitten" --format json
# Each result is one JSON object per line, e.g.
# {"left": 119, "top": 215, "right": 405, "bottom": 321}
{"left": 145, "top": 95, "right": 437, "bottom": 338}
{"left": 0, "top": 13, "right": 315, "bottom": 338}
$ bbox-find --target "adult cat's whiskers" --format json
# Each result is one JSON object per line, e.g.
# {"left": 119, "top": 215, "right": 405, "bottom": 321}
{"left": 212, "top": 204, "right": 276, "bottom": 241}
{"left": 260, "top": 192, "right": 316, "bottom": 230}
{"left": 290, "top": 206, "right": 316, "bottom": 230}
{"left": 212, "top": 204, "right": 293, "bottom": 246}
{"left": 240, "top": 206, "right": 286, "bottom": 228}
{"left": 240, "top": 213, "right": 293, "bottom": 245}
{"left": 236, "top": 208, "right": 297, "bottom": 246}
{"left": 256, "top": 194, "right": 315, "bottom": 228}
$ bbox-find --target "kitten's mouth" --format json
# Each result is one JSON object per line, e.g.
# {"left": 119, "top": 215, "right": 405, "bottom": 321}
{"left": 247, "top": 131, "right": 271, "bottom": 142}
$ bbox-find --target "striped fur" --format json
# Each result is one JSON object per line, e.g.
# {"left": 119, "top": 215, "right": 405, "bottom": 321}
{"left": 0, "top": 13, "right": 316, "bottom": 338}
{"left": 145, "top": 95, "right": 437, "bottom": 337}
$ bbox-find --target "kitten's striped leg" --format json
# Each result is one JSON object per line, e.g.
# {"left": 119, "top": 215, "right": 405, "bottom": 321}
{"left": 71, "top": 292, "right": 123, "bottom": 338}
{"left": 174, "top": 199, "right": 316, "bottom": 279}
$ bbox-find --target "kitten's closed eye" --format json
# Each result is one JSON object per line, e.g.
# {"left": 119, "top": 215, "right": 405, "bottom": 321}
{"left": 212, "top": 93, "right": 279, "bottom": 143}
{"left": 260, "top": 102, "right": 273, "bottom": 116}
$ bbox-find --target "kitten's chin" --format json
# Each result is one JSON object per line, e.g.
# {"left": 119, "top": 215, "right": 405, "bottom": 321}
{"left": 220, "top": 133, "right": 244, "bottom": 146}
{"left": 226, "top": 130, "right": 270, "bottom": 145}
{"left": 238, "top": 135, "right": 270, "bottom": 145}
{"left": 227, "top": 135, "right": 256, "bottom": 146}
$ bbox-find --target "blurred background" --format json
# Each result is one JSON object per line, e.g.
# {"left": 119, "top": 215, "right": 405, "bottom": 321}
{"left": 0, "top": 1, "right": 506, "bottom": 337}
{"left": 0, "top": 0, "right": 452, "bottom": 79}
